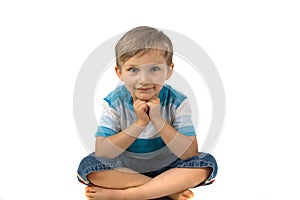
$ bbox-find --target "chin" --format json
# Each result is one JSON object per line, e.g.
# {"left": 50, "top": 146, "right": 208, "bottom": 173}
{"left": 137, "top": 97, "right": 151, "bottom": 101}
{"left": 136, "top": 94, "right": 152, "bottom": 101}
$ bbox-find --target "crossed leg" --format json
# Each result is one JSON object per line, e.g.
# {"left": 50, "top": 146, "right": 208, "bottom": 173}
{"left": 85, "top": 167, "right": 211, "bottom": 200}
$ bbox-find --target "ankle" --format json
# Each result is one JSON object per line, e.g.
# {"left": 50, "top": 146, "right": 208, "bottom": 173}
{"left": 124, "top": 187, "right": 142, "bottom": 200}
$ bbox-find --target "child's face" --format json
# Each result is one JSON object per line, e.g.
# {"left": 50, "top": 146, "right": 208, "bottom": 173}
{"left": 116, "top": 50, "right": 173, "bottom": 101}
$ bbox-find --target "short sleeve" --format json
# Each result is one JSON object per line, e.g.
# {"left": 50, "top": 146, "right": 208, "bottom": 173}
{"left": 171, "top": 99, "right": 196, "bottom": 136}
{"left": 95, "top": 100, "right": 121, "bottom": 137}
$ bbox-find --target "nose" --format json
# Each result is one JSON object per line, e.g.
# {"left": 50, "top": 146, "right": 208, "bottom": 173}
{"left": 138, "top": 70, "right": 151, "bottom": 84}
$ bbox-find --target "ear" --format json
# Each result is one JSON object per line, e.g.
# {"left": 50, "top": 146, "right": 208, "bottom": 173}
{"left": 166, "top": 63, "right": 174, "bottom": 80}
{"left": 115, "top": 66, "right": 123, "bottom": 80}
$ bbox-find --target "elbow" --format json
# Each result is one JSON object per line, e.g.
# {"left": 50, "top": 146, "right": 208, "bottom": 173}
{"left": 95, "top": 137, "right": 124, "bottom": 158}
{"left": 95, "top": 151, "right": 112, "bottom": 158}
{"left": 179, "top": 151, "right": 199, "bottom": 160}
{"left": 94, "top": 151, "right": 102, "bottom": 157}
{"left": 95, "top": 149, "right": 119, "bottom": 159}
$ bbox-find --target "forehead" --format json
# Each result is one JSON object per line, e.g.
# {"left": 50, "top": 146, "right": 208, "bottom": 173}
{"left": 124, "top": 50, "right": 168, "bottom": 67}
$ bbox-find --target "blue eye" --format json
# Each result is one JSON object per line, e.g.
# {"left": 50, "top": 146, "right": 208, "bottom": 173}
{"left": 150, "top": 66, "right": 161, "bottom": 72}
{"left": 128, "top": 67, "right": 138, "bottom": 73}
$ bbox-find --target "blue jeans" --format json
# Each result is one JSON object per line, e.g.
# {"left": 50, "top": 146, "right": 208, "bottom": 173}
{"left": 77, "top": 152, "right": 218, "bottom": 187}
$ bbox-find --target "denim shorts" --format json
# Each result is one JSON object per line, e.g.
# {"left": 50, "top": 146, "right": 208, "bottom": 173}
{"left": 77, "top": 152, "right": 218, "bottom": 187}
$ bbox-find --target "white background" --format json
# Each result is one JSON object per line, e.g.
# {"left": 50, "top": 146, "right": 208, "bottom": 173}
{"left": 0, "top": 1, "right": 299, "bottom": 199}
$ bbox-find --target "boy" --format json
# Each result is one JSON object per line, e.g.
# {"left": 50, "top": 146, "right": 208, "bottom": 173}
{"left": 77, "top": 26, "right": 218, "bottom": 200}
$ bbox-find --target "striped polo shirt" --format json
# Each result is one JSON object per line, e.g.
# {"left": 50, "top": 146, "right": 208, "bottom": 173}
{"left": 96, "top": 84, "right": 196, "bottom": 159}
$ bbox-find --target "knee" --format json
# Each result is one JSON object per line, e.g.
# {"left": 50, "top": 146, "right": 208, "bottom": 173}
{"left": 198, "top": 153, "right": 218, "bottom": 184}
{"left": 199, "top": 152, "right": 218, "bottom": 171}
{"left": 87, "top": 172, "right": 103, "bottom": 185}
{"left": 198, "top": 167, "right": 213, "bottom": 181}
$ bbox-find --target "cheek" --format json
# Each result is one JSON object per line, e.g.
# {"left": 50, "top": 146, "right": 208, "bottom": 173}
{"left": 122, "top": 76, "right": 137, "bottom": 91}
{"left": 124, "top": 76, "right": 137, "bottom": 84}
{"left": 155, "top": 85, "right": 163, "bottom": 93}
{"left": 152, "top": 74, "right": 167, "bottom": 86}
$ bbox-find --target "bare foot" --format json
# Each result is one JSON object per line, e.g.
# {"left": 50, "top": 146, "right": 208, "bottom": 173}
{"left": 85, "top": 185, "right": 194, "bottom": 200}
{"left": 168, "top": 189, "right": 194, "bottom": 200}
{"left": 85, "top": 185, "right": 125, "bottom": 200}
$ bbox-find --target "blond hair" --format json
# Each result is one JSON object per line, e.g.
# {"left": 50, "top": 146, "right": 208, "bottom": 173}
{"left": 115, "top": 26, "right": 173, "bottom": 69}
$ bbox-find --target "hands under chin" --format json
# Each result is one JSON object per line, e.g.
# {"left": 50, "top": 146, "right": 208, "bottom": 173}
{"left": 132, "top": 93, "right": 163, "bottom": 127}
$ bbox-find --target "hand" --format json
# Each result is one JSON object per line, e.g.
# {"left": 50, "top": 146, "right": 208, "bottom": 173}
{"left": 146, "top": 95, "right": 163, "bottom": 122}
{"left": 131, "top": 93, "right": 150, "bottom": 127}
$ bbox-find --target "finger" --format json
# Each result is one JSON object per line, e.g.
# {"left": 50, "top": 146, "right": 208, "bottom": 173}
{"left": 134, "top": 99, "right": 147, "bottom": 108}
{"left": 137, "top": 102, "right": 149, "bottom": 112}
{"left": 147, "top": 96, "right": 160, "bottom": 104}
{"left": 131, "top": 89, "right": 137, "bottom": 102}
{"left": 150, "top": 92, "right": 159, "bottom": 99}
{"left": 146, "top": 102, "right": 152, "bottom": 108}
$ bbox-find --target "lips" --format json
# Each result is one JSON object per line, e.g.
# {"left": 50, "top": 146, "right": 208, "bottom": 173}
{"left": 136, "top": 87, "right": 153, "bottom": 90}
{"left": 135, "top": 85, "right": 154, "bottom": 91}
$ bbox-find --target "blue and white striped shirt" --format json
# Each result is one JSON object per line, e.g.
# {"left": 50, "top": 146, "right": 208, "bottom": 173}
{"left": 96, "top": 84, "right": 196, "bottom": 158}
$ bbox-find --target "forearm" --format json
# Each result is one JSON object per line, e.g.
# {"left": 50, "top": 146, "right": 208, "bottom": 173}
{"left": 153, "top": 119, "right": 198, "bottom": 160}
{"left": 95, "top": 123, "right": 145, "bottom": 158}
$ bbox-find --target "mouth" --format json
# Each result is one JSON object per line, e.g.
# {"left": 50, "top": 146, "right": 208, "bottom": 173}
{"left": 133, "top": 87, "right": 158, "bottom": 101}
{"left": 135, "top": 86, "right": 154, "bottom": 91}
{"left": 136, "top": 87, "right": 152, "bottom": 91}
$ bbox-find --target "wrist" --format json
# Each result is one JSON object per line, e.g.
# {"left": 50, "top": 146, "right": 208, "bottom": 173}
{"left": 152, "top": 118, "right": 165, "bottom": 132}
{"left": 123, "top": 123, "right": 146, "bottom": 138}
{"left": 135, "top": 120, "right": 148, "bottom": 127}
{"left": 152, "top": 116, "right": 164, "bottom": 124}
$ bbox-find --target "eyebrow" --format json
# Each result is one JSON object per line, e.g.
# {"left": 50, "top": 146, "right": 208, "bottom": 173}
{"left": 124, "top": 63, "right": 166, "bottom": 70}
{"left": 124, "top": 63, "right": 137, "bottom": 68}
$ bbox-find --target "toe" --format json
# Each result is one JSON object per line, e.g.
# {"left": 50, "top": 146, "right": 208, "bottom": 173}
{"left": 182, "top": 190, "right": 194, "bottom": 199}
